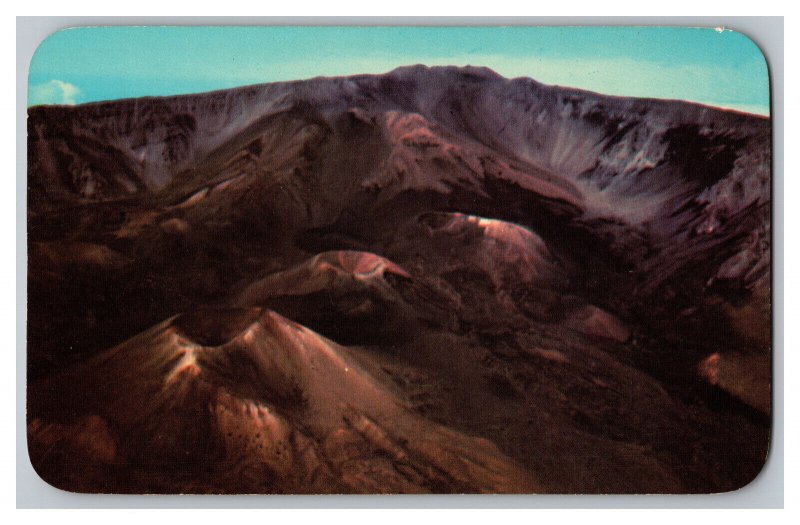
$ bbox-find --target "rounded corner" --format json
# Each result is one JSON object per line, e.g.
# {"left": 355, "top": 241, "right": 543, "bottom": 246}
{"left": 25, "top": 423, "right": 95, "bottom": 495}
{"left": 28, "top": 26, "right": 74, "bottom": 76}
{"left": 712, "top": 435, "right": 773, "bottom": 495}
{"left": 27, "top": 26, "right": 89, "bottom": 108}
{"left": 721, "top": 26, "right": 771, "bottom": 73}
{"left": 706, "top": 25, "right": 772, "bottom": 118}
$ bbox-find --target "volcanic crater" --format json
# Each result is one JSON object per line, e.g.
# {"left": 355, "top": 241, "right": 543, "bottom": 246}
{"left": 27, "top": 65, "right": 771, "bottom": 494}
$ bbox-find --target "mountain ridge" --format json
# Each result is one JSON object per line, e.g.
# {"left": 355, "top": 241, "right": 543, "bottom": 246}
{"left": 27, "top": 65, "right": 772, "bottom": 494}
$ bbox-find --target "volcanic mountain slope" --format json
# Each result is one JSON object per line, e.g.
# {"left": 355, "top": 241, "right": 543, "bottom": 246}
{"left": 27, "top": 65, "right": 771, "bottom": 494}
{"left": 28, "top": 308, "right": 539, "bottom": 494}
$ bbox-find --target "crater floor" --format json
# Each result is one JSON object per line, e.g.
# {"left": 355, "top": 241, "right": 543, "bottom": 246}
{"left": 27, "top": 66, "right": 771, "bottom": 494}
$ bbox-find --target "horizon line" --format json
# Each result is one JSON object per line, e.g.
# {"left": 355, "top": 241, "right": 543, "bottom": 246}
{"left": 27, "top": 64, "right": 771, "bottom": 118}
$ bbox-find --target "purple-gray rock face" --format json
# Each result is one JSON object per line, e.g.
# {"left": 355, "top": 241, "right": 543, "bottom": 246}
{"left": 27, "top": 66, "right": 770, "bottom": 494}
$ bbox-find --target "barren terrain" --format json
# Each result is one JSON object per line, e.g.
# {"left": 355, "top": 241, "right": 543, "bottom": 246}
{"left": 27, "top": 66, "right": 771, "bottom": 494}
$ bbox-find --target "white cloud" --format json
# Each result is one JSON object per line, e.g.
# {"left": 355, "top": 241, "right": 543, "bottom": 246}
{"left": 28, "top": 80, "right": 82, "bottom": 106}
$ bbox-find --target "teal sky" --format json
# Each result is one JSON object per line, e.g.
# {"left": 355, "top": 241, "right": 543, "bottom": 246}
{"left": 28, "top": 26, "right": 770, "bottom": 115}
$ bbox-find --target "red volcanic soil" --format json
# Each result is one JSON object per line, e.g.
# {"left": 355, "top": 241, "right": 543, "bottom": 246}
{"left": 27, "top": 66, "right": 771, "bottom": 494}
{"left": 28, "top": 309, "right": 537, "bottom": 493}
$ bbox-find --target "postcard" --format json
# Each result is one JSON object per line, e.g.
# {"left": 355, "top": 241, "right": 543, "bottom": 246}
{"left": 26, "top": 26, "right": 771, "bottom": 494}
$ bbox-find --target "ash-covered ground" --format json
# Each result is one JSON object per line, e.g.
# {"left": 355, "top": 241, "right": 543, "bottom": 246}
{"left": 27, "top": 66, "right": 771, "bottom": 494}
